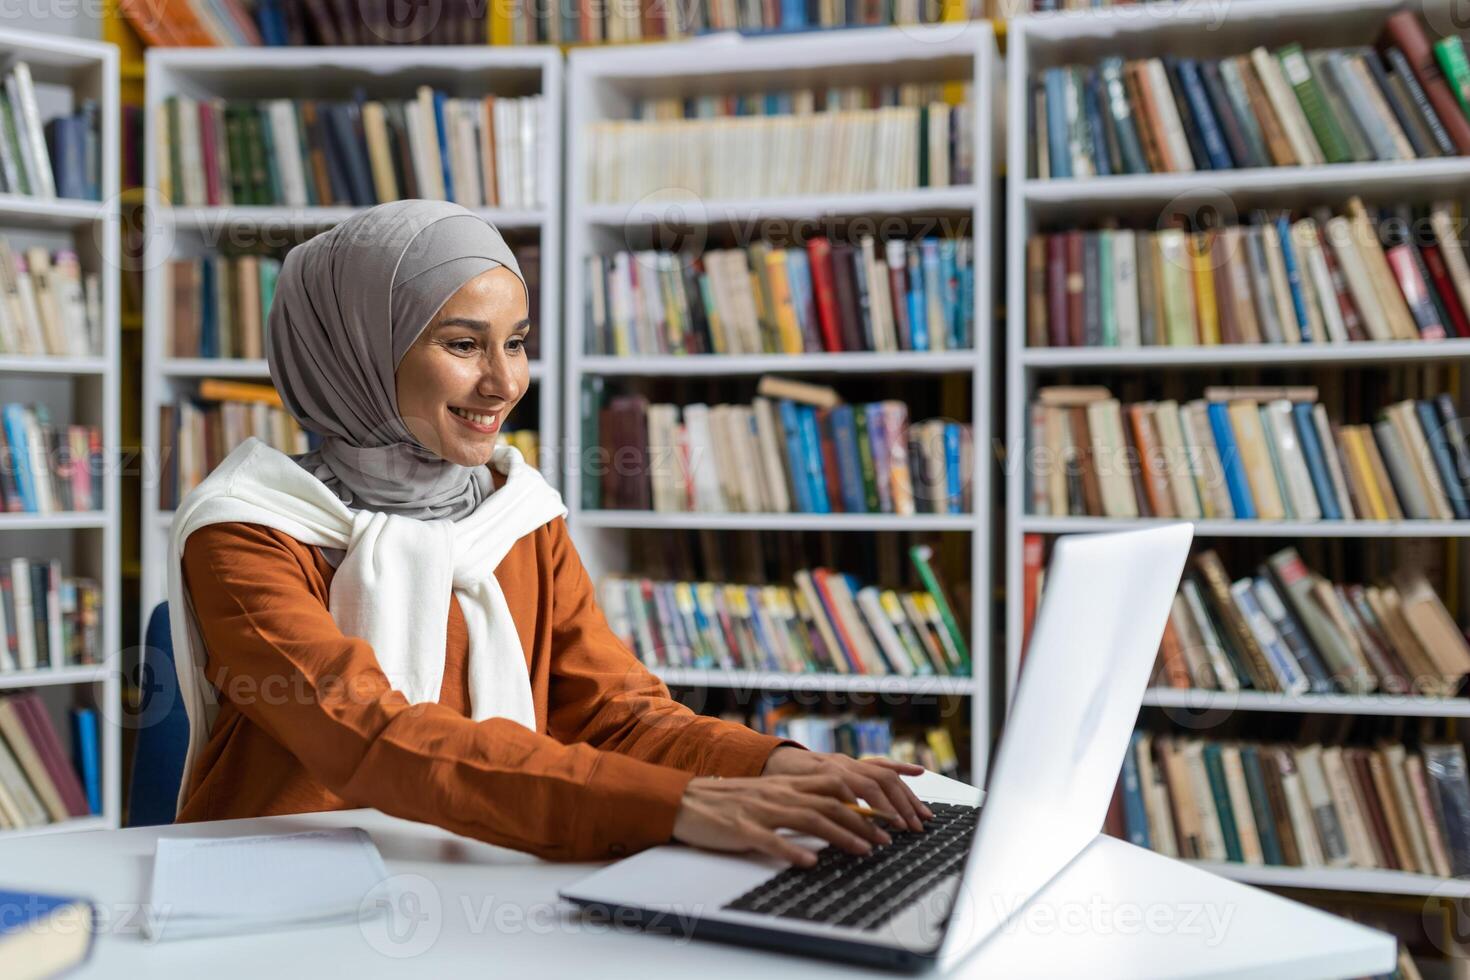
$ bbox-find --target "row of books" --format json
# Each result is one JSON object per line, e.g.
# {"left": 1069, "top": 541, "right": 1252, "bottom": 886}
{"left": 158, "top": 91, "right": 546, "bottom": 210}
{"left": 1113, "top": 732, "right": 1470, "bottom": 877}
{"left": 584, "top": 236, "right": 975, "bottom": 357}
{"left": 737, "top": 702, "right": 960, "bottom": 779}
{"left": 0, "top": 560, "right": 101, "bottom": 674}
{"left": 0, "top": 695, "right": 100, "bottom": 831}
{"left": 0, "top": 242, "right": 101, "bottom": 359}
{"left": 157, "top": 381, "right": 310, "bottom": 509}
{"left": 587, "top": 91, "right": 974, "bottom": 203}
{"left": 165, "top": 255, "right": 281, "bottom": 362}
{"left": 1146, "top": 547, "right": 1470, "bottom": 698}
{"left": 122, "top": 0, "right": 995, "bottom": 48}
{"left": 1027, "top": 384, "right": 1470, "bottom": 522}
{"left": 164, "top": 243, "right": 543, "bottom": 362}
{"left": 1032, "top": 12, "right": 1470, "bottom": 178}
{"left": 589, "top": 378, "right": 972, "bottom": 515}
{"left": 0, "top": 406, "right": 102, "bottom": 515}
{"left": 603, "top": 547, "right": 971, "bottom": 676}
{"left": 0, "top": 62, "right": 95, "bottom": 201}
{"left": 1025, "top": 199, "right": 1470, "bottom": 348}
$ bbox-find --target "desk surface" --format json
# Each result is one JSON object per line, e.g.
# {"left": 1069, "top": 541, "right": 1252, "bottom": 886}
{"left": 2, "top": 784, "right": 1394, "bottom": 979}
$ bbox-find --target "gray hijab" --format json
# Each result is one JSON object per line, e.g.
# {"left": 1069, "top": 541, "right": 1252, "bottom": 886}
{"left": 266, "top": 199, "right": 526, "bottom": 524}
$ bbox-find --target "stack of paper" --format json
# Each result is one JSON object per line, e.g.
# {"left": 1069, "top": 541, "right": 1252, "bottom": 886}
{"left": 144, "top": 827, "right": 392, "bottom": 941}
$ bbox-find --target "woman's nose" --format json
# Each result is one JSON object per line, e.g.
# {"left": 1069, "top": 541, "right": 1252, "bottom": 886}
{"left": 477, "top": 351, "right": 519, "bottom": 399}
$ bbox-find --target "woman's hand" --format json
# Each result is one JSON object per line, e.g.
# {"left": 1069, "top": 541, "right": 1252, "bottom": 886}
{"left": 672, "top": 774, "right": 894, "bottom": 868}
{"left": 761, "top": 747, "right": 933, "bottom": 833}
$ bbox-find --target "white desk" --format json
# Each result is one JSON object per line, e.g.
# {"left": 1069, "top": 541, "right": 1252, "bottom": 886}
{"left": 3, "top": 802, "right": 1393, "bottom": 978}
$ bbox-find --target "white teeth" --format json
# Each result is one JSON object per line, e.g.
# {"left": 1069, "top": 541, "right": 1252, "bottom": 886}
{"left": 451, "top": 407, "right": 497, "bottom": 427}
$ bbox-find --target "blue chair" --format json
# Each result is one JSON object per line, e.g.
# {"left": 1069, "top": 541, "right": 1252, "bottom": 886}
{"left": 126, "top": 602, "right": 190, "bottom": 827}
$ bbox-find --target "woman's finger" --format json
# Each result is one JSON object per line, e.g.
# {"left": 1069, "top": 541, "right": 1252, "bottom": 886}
{"left": 767, "top": 804, "right": 875, "bottom": 855}
{"left": 795, "top": 772, "right": 858, "bottom": 804}
{"left": 859, "top": 756, "right": 927, "bottom": 775}
{"left": 867, "top": 766, "right": 927, "bottom": 832}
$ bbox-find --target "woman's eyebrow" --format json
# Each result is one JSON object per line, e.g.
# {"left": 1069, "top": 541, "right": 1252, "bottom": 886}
{"left": 433, "top": 317, "right": 532, "bottom": 332}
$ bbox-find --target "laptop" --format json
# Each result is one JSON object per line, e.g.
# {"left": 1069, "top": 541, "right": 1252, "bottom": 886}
{"left": 560, "top": 523, "right": 1193, "bottom": 972}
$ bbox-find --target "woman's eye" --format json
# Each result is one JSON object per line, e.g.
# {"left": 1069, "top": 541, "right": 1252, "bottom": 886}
{"left": 507, "top": 337, "right": 525, "bottom": 353}
{"left": 448, "top": 339, "right": 478, "bottom": 354}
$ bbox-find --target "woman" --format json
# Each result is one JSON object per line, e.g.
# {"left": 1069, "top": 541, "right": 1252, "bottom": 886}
{"left": 164, "top": 200, "right": 932, "bottom": 868}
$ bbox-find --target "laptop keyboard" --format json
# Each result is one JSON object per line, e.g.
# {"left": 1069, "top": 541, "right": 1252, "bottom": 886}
{"left": 723, "top": 801, "right": 979, "bottom": 932}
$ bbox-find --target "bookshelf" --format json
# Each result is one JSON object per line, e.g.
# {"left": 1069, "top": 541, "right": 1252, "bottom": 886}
{"left": 0, "top": 28, "right": 120, "bottom": 839}
{"left": 565, "top": 23, "right": 1000, "bottom": 783}
{"left": 139, "top": 46, "right": 563, "bottom": 629}
{"left": 1006, "top": 0, "right": 1470, "bottom": 898}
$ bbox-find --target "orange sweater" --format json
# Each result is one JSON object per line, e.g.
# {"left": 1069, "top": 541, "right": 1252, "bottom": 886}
{"left": 178, "top": 489, "right": 793, "bottom": 861}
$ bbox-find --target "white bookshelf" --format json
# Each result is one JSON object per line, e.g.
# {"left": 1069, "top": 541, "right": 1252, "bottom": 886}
{"left": 565, "top": 24, "right": 1000, "bottom": 783}
{"left": 0, "top": 29, "right": 120, "bottom": 839}
{"left": 1006, "top": 0, "right": 1470, "bottom": 900}
{"left": 139, "top": 46, "right": 563, "bottom": 628}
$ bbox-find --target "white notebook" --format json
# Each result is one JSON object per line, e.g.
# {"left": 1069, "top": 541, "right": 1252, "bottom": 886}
{"left": 144, "top": 827, "right": 392, "bottom": 941}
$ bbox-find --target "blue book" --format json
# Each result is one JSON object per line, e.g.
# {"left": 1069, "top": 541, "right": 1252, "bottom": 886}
{"left": 1121, "top": 731, "right": 1151, "bottom": 849}
{"left": 1207, "top": 402, "right": 1257, "bottom": 519}
{"left": 780, "top": 0, "right": 805, "bottom": 29}
{"left": 2, "top": 404, "right": 37, "bottom": 513}
{"left": 1043, "top": 69, "right": 1072, "bottom": 179}
{"left": 1080, "top": 69, "right": 1112, "bottom": 176}
{"left": 741, "top": 585, "right": 780, "bottom": 671}
{"left": 777, "top": 400, "right": 812, "bottom": 512}
{"left": 0, "top": 889, "right": 96, "bottom": 970}
{"left": 1201, "top": 743, "right": 1243, "bottom": 862}
{"left": 784, "top": 249, "right": 816, "bottom": 352}
{"left": 957, "top": 244, "right": 974, "bottom": 349}
{"left": 1239, "top": 746, "right": 1285, "bottom": 865}
{"left": 943, "top": 423, "right": 963, "bottom": 514}
{"left": 199, "top": 257, "right": 217, "bottom": 358}
{"left": 906, "top": 245, "right": 929, "bottom": 351}
{"left": 431, "top": 89, "right": 454, "bottom": 203}
{"left": 797, "top": 404, "right": 831, "bottom": 514}
{"left": 1177, "top": 59, "right": 1235, "bottom": 170}
{"left": 830, "top": 405, "right": 867, "bottom": 514}
{"left": 1418, "top": 399, "right": 1470, "bottom": 520}
{"left": 327, "top": 105, "right": 374, "bottom": 206}
{"left": 939, "top": 239, "right": 960, "bottom": 349}
{"left": 921, "top": 240, "right": 942, "bottom": 351}
{"left": 1275, "top": 215, "right": 1312, "bottom": 342}
{"left": 864, "top": 402, "right": 894, "bottom": 514}
{"left": 1291, "top": 403, "right": 1341, "bottom": 520}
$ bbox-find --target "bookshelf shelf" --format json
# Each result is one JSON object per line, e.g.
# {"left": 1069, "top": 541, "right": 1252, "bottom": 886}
{"left": 1142, "top": 688, "right": 1470, "bottom": 719}
{"left": 582, "top": 187, "right": 979, "bottom": 226}
{"left": 158, "top": 358, "right": 550, "bottom": 382}
{"left": 654, "top": 668, "right": 977, "bottom": 696}
{"left": 0, "top": 194, "right": 109, "bottom": 227}
{"left": 0, "top": 28, "right": 121, "bottom": 842}
{"left": 1186, "top": 859, "right": 1470, "bottom": 899}
{"left": 1019, "top": 339, "right": 1470, "bottom": 370}
{"left": 566, "top": 24, "right": 998, "bottom": 783}
{"left": 1022, "top": 158, "right": 1470, "bottom": 212}
{"left": 577, "top": 511, "right": 977, "bottom": 532}
{"left": 140, "top": 47, "right": 565, "bottom": 642}
{"left": 0, "top": 665, "right": 111, "bottom": 692}
{"left": 0, "top": 512, "right": 109, "bottom": 532}
{"left": 1020, "top": 517, "right": 1470, "bottom": 538}
{"left": 160, "top": 205, "right": 545, "bottom": 231}
{"left": 0, "top": 355, "right": 108, "bottom": 375}
{"left": 579, "top": 351, "right": 980, "bottom": 376}
{"left": 0, "top": 815, "right": 110, "bottom": 841}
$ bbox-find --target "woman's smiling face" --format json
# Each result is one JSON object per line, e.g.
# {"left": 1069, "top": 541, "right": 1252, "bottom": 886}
{"left": 394, "top": 265, "right": 531, "bottom": 467}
